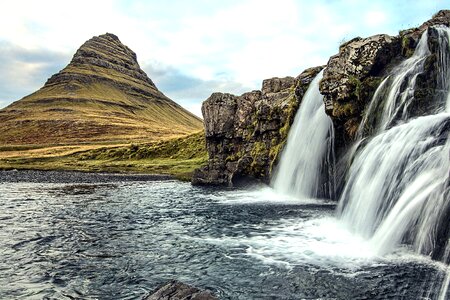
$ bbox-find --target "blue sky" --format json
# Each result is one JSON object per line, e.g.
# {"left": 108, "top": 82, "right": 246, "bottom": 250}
{"left": 0, "top": 0, "right": 448, "bottom": 116}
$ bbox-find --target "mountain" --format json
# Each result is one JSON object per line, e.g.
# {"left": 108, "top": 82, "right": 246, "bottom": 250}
{"left": 0, "top": 33, "right": 202, "bottom": 145}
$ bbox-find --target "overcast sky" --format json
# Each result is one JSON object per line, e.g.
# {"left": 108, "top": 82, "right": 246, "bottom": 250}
{"left": 0, "top": 0, "right": 448, "bottom": 116}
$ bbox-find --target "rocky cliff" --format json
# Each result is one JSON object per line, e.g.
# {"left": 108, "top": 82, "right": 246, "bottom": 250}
{"left": 320, "top": 10, "right": 450, "bottom": 154}
{"left": 192, "top": 67, "right": 322, "bottom": 186}
{"left": 0, "top": 33, "right": 202, "bottom": 145}
{"left": 193, "top": 10, "right": 450, "bottom": 186}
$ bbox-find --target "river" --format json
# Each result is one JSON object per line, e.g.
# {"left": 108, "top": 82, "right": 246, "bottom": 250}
{"left": 0, "top": 171, "right": 447, "bottom": 299}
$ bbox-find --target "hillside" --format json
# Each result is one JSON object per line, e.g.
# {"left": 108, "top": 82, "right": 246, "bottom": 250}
{"left": 0, "top": 33, "right": 203, "bottom": 145}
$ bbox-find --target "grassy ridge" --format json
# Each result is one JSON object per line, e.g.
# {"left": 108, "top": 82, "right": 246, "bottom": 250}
{"left": 0, "top": 131, "right": 208, "bottom": 181}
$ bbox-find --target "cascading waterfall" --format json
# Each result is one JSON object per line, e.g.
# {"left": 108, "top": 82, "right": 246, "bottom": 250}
{"left": 272, "top": 70, "right": 334, "bottom": 199}
{"left": 338, "top": 26, "right": 450, "bottom": 262}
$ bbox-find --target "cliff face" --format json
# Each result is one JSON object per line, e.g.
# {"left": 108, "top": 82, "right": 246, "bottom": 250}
{"left": 320, "top": 10, "right": 450, "bottom": 154}
{"left": 0, "top": 33, "right": 202, "bottom": 145}
{"left": 193, "top": 10, "right": 450, "bottom": 186}
{"left": 192, "top": 67, "right": 322, "bottom": 186}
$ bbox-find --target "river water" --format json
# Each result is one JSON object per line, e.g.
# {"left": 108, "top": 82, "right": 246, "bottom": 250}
{"left": 0, "top": 171, "right": 447, "bottom": 299}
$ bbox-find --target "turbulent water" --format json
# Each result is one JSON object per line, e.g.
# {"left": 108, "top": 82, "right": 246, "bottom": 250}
{"left": 338, "top": 27, "right": 450, "bottom": 261}
{"left": 0, "top": 171, "right": 449, "bottom": 299}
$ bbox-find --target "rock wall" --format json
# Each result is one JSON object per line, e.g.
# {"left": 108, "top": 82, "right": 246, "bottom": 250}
{"left": 192, "top": 10, "right": 450, "bottom": 187}
{"left": 320, "top": 10, "right": 450, "bottom": 154}
{"left": 192, "top": 67, "right": 322, "bottom": 186}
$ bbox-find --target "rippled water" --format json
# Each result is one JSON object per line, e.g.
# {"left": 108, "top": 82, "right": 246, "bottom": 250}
{"left": 0, "top": 171, "right": 448, "bottom": 299}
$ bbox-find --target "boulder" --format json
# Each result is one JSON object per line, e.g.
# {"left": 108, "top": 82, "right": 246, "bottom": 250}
{"left": 144, "top": 280, "right": 217, "bottom": 300}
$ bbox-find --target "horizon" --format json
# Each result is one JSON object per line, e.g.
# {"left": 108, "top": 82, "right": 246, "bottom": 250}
{"left": 0, "top": 0, "right": 448, "bottom": 117}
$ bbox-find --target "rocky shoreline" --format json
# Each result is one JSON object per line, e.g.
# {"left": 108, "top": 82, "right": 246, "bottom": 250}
{"left": 0, "top": 169, "right": 173, "bottom": 183}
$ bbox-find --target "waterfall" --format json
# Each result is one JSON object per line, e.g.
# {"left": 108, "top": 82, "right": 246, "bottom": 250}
{"left": 272, "top": 70, "right": 334, "bottom": 199}
{"left": 338, "top": 26, "right": 450, "bottom": 261}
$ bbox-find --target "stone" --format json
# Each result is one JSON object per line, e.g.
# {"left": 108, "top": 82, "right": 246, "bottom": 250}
{"left": 319, "top": 10, "right": 450, "bottom": 153}
{"left": 319, "top": 34, "right": 400, "bottom": 150}
{"left": 193, "top": 10, "right": 450, "bottom": 187}
{"left": 144, "top": 280, "right": 217, "bottom": 300}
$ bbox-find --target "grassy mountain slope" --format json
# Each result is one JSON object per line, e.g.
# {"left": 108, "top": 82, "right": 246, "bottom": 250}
{"left": 0, "top": 33, "right": 202, "bottom": 145}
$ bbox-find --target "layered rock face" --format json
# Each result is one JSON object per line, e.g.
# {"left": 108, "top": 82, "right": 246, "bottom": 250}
{"left": 192, "top": 67, "right": 322, "bottom": 186}
{"left": 0, "top": 33, "right": 202, "bottom": 145}
{"left": 193, "top": 10, "right": 450, "bottom": 186}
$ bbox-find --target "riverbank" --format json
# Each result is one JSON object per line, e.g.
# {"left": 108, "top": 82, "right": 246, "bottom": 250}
{"left": 0, "top": 169, "right": 173, "bottom": 183}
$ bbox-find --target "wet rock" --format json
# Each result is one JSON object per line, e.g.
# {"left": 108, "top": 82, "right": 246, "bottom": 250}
{"left": 319, "top": 34, "right": 400, "bottom": 150}
{"left": 144, "top": 280, "right": 217, "bottom": 300}
{"left": 400, "top": 10, "right": 450, "bottom": 57}
{"left": 192, "top": 66, "right": 323, "bottom": 186}
{"left": 319, "top": 10, "right": 450, "bottom": 153}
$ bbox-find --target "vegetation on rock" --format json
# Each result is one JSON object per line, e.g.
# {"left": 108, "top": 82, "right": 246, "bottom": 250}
{"left": 192, "top": 66, "right": 323, "bottom": 186}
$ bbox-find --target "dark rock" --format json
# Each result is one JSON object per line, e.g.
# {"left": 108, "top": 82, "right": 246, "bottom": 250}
{"left": 320, "top": 10, "right": 450, "bottom": 153}
{"left": 144, "top": 280, "right": 217, "bottom": 300}
{"left": 192, "top": 66, "right": 323, "bottom": 186}
{"left": 319, "top": 34, "right": 400, "bottom": 151}
{"left": 400, "top": 10, "right": 450, "bottom": 57}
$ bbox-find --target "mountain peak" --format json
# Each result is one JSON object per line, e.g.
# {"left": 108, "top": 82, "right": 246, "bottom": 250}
{"left": 0, "top": 34, "right": 202, "bottom": 145}
{"left": 100, "top": 32, "right": 120, "bottom": 41}
{"left": 45, "top": 32, "right": 156, "bottom": 90}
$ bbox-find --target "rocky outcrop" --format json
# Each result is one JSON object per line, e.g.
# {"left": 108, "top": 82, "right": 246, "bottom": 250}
{"left": 319, "top": 10, "right": 450, "bottom": 153}
{"left": 46, "top": 33, "right": 158, "bottom": 94}
{"left": 0, "top": 33, "right": 202, "bottom": 145}
{"left": 192, "top": 67, "right": 322, "bottom": 186}
{"left": 319, "top": 34, "right": 401, "bottom": 150}
{"left": 193, "top": 10, "right": 450, "bottom": 186}
{"left": 144, "top": 280, "right": 217, "bottom": 300}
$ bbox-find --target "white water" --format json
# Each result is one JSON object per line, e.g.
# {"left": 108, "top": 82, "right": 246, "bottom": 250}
{"left": 361, "top": 30, "right": 431, "bottom": 135}
{"left": 272, "top": 70, "right": 334, "bottom": 199}
{"left": 260, "top": 26, "right": 450, "bottom": 299}
{"left": 338, "top": 26, "right": 450, "bottom": 260}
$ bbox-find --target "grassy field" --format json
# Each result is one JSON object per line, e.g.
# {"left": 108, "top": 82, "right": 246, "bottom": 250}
{"left": 0, "top": 131, "right": 208, "bottom": 181}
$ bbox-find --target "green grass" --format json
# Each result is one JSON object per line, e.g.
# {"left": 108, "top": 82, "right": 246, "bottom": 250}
{"left": 0, "top": 131, "right": 208, "bottom": 181}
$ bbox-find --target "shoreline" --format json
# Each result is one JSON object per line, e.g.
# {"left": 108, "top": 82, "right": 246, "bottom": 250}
{"left": 0, "top": 169, "right": 175, "bottom": 183}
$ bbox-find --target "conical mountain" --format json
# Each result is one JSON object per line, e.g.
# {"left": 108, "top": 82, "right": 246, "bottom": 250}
{"left": 0, "top": 33, "right": 202, "bottom": 145}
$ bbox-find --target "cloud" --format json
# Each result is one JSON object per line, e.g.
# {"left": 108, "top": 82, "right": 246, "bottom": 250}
{"left": 143, "top": 62, "right": 253, "bottom": 117}
{"left": 0, "top": 0, "right": 447, "bottom": 115}
{"left": 0, "top": 41, "right": 69, "bottom": 107}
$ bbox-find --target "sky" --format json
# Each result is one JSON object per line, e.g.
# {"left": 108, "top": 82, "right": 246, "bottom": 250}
{"left": 0, "top": 0, "right": 448, "bottom": 117}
